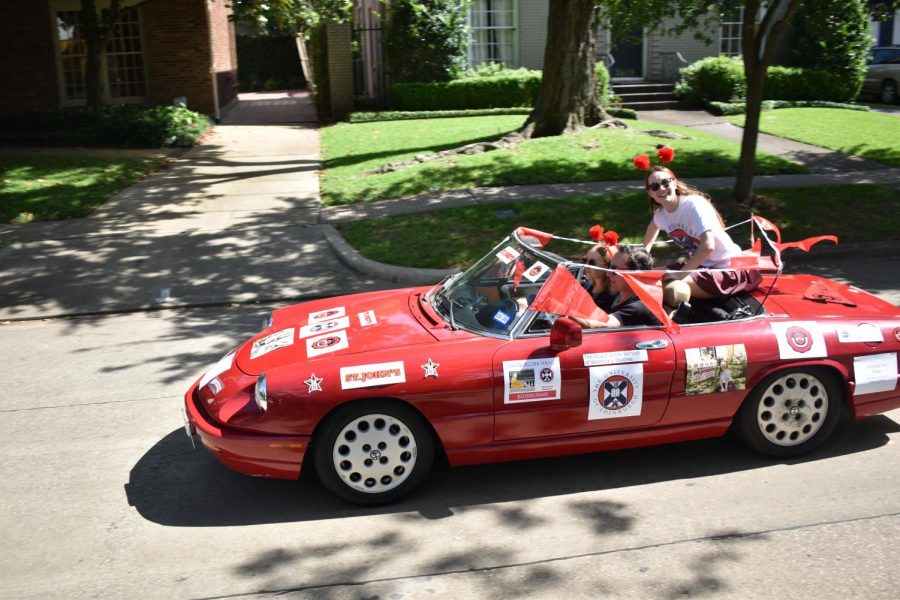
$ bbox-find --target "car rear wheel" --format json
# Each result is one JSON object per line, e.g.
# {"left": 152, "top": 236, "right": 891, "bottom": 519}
{"left": 735, "top": 368, "right": 845, "bottom": 458}
{"left": 313, "top": 400, "right": 434, "bottom": 506}
{"left": 881, "top": 80, "right": 897, "bottom": 104}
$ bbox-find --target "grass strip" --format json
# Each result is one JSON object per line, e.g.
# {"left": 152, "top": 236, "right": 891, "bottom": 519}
{"left": 336, "top": 185, "right": 899, "bottom": 269}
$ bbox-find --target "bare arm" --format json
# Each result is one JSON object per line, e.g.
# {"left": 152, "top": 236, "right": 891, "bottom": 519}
{"left": 571, "top": 314, "right": 622, "bottom": 329}
{"left": 681, "top": 230, "right": 715, "bottom": 271}
{"left": 643, "top": 221, "right": 661, "bottom": 253}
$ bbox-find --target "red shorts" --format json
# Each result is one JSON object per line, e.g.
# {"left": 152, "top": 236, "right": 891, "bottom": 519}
{"left": 691, "top": 269, "right": 762, "bottom": 298}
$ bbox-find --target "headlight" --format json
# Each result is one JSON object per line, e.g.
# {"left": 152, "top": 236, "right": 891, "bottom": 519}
{"left": 261, "top": 312, "right": 274, "bottom": 330}
{"left": 254, "top": 374, "right": 268, "bottom": 412}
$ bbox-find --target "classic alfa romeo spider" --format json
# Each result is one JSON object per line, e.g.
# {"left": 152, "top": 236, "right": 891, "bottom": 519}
{"left": 183, "top": 225, "right": 900, "bottom": 505}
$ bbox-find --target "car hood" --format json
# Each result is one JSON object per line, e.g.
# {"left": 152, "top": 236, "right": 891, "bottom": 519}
{"left": 235, "top": 288, "right": 439, "bottom": 376}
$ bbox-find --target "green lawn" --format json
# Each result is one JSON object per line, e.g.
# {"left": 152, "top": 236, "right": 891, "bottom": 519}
{"left": 337, "top": 185, "right": 900, "bottom": 269}
{"left": 0, "top": 153, "right": 166, "bottom": 223}
{"left": 726, "top": 108, "right": 900, "bottom": 167}
{"left": 320, "top": 116, "right": 806, "bottom": 205}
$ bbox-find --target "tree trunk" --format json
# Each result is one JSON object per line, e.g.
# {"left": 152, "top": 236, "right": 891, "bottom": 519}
{"left": 734, "top": 71, "right": 766, "bottom": 204}
{"left": 521, "top": 0, "right": 608, "bottom": 138}
{"left": 81, "top": 0, "right": 105, "bottom": 112}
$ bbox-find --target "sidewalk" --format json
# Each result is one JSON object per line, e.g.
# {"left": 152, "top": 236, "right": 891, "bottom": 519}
{"left": 0, "top": 95, "right": 897, "bottom": 320}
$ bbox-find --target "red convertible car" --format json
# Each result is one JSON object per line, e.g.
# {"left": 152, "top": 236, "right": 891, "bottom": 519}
{"left": 183, "top": 227, "right": 900, "bottom": 505}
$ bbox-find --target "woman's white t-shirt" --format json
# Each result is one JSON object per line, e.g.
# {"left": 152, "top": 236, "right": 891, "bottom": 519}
{"left": 652, "top": 195, "right": 740, "bottom": 268}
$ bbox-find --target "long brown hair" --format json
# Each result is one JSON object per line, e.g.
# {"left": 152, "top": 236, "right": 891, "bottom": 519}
{"left": 644, "top": 165, "right": 724, "bottom": 227}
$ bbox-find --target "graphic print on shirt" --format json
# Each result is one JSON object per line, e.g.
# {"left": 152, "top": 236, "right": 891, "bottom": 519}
{"left": 667, "top": 228, "right": 700, "bottom": 255}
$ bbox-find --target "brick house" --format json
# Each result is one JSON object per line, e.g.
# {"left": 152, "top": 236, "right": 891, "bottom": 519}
{"left": 0, "top": 0, "right": 238, "bottom": 119}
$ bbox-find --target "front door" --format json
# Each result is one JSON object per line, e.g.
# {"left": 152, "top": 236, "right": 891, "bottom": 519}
{"left": 492, "top": 327, "right": 675, "bottom": 441}
{"left": 609, "top": 28, "right": 644, "bottom": 79}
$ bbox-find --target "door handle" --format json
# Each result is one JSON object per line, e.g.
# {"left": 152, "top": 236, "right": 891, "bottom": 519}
{"left": 635, "top": 340, "right": 669, "bottom": 350}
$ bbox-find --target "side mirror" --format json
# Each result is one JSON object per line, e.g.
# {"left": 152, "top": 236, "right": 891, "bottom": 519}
{"left": 550, "top": 317, "right": 582, "bottom": 352}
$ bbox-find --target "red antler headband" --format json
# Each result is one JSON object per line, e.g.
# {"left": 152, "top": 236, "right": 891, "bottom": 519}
{"left": 633, "top": 144, "right": 675, "bottom": 171}
{"left": 588, "top": 224, "right": 620, "bottom": 255}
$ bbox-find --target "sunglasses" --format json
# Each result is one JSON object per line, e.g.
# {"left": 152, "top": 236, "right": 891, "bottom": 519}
{"left": 647, "top": 178, "right": 673, "bottom": 192}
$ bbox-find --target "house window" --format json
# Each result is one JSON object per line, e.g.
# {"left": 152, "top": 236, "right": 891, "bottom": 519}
{"left": 55, "top": 7, "right": 146, "bottom": 104}
{"left": 720, "top": 7, "right": 744, "bottom": 56}
{"left": 468, "top": 0, "right": 516, "bottom": 68}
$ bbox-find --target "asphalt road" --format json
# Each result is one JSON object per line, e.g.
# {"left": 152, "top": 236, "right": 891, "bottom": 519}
{"left": 2, "top": 267, "right": 899, "bottom": 599}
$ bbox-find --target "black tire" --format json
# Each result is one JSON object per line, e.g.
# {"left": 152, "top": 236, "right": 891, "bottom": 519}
{"left": 313, "top": 400, "right": 434, "bottom": 506}
{"left": 881, "top": 80, "right": 897, "bottom": 104}
{"left": 735, "top": 367, "right": 845, "bottom": 458}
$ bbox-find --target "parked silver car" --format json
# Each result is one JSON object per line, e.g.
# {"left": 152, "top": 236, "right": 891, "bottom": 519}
{"left": 862, "top": 46, "right": 900, "bottom": 103}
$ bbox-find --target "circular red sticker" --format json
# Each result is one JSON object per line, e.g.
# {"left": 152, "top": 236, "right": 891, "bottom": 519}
{"left": 312, "top": 336, "right": 340, "bottom": 349}
{"left": 894, "top": 327, "right": 900, "bottom": 343}
{"left": 786, "top": 325, "right": 813, "bottom": 353}
{"left": 600, "top": 375, "right": 634, "bottom": 410}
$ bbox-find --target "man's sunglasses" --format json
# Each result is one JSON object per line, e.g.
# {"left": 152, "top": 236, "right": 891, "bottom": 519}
{"left": 647, "top": 178, "right": 673, "bottom": 192}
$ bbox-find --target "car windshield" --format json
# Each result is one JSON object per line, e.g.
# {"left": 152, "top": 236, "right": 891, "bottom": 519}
{"left": 428, "top": 228, "right": 572, "bottom": 337}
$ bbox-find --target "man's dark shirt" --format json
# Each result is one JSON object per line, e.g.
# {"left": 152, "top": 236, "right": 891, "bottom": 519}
{"left": 609, "top": 294, "right": 662, "bottom": 327}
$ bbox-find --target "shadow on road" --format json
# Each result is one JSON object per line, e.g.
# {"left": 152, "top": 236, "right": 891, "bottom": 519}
{"left": 126, "top": 415, "right": 899, "bottom": 527}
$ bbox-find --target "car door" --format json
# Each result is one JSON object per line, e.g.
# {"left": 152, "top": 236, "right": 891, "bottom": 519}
{"left": 492, "top": 326, "right": 676, "bottom": 442}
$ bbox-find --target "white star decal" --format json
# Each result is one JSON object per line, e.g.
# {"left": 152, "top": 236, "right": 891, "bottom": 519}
{"left": 304, "top": 373, "right": 323, "bottom": 393}
{"left": 421, "top": 358, "right": 440, "bottom": 378}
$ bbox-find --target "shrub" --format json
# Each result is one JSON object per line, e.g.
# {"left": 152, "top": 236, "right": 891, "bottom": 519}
{"left": 350, "top": 107, "right": 532, "bottom": 123}
{"left": 674, "top": 56, "right": 746, "bottom": 104}
{"left": 390, "top": 62, "right": 612, "bottom": 111}
{"left": 384, "top": 0, "right": 469, "bottom": 83}
{"left": 765, "top": 66, "right": 860, "bottom": 103}
{"left": 391, "top": 70, "right": 543, "bottom": 110}
{"left": 0, "top": 105, "right": 212, "bottom": 147}
{"left": 790, "top": 0, "right": 868, "bottom": 99}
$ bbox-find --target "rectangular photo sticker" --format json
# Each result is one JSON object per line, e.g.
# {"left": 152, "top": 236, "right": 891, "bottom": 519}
{"left": 503, "top": 357, "right": 561, "bottom": 403}
{"left": 685, "top": 344, "right": 747, "bottom": 395}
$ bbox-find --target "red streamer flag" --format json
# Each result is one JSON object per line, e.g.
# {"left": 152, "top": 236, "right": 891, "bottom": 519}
{"left": 530, "top": 266, "right": 609, "bottom": 323}
{"left": 618, "top": 272, "right": 678, "bottom": 333}
{"left": 515, "top": 227, "right": 554, "bottom": 249}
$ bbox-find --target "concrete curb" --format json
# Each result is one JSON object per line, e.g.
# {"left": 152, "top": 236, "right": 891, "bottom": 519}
{"left": 321, "top": 224, "right": 458, "bottom": 286}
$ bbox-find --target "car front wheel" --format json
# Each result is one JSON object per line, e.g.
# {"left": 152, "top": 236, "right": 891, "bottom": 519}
{"left": 735, "top": 368, "right": 845, "bottom": 458}
{"left": 881, "top": 80, "right": 897, "bottom": 104}
{"left": 313, "top": 400, "right": 434, "bottom": 505}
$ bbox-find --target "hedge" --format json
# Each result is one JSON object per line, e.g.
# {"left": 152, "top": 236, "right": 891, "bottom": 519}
{"left": 707, "top": 100, "right": 870, "bottom": 116}
{"left": 0, "top": 105, "right": 212, "bottom": 147}
{"left": 676, "top": 56, "right": 863, "bottom": 105}
{"left": 390, "top": 62, "right": 612, "bottom": 111}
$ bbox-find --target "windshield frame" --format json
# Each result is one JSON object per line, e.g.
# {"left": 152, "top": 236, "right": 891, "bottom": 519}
{"left": 427, "top": 229, "right": 572, "bottom": 339}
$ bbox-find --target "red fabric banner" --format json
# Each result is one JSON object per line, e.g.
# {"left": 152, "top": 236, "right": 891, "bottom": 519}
{"left": 515, "top": 227, "right": 554, "bottom": 249}
{"left": 618, "top": 272, "right": 678, "bottom": 333}
{"left": 752, "top": 214, "right": 782, "bottom": 244}
{"left": 778, "top": 235, "right": 838, "bottom": 252}
{"left": 530, "top": 266, "right": 609, "bottom": 323}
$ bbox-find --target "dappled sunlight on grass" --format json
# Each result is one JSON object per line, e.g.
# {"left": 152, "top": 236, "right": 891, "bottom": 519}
{"left": 338, "top": 185, "right": 900, "bottom": 269}
{"left": 0, "top": 155, "right": 165, "bottom": 222}
{"left": 321, "top": 116, "right": 805, "bottom": 205}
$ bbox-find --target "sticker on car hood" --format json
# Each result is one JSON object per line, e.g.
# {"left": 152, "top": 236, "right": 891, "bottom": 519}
{"left": 250, "top": 328, "right": 295, "bottom": 359}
